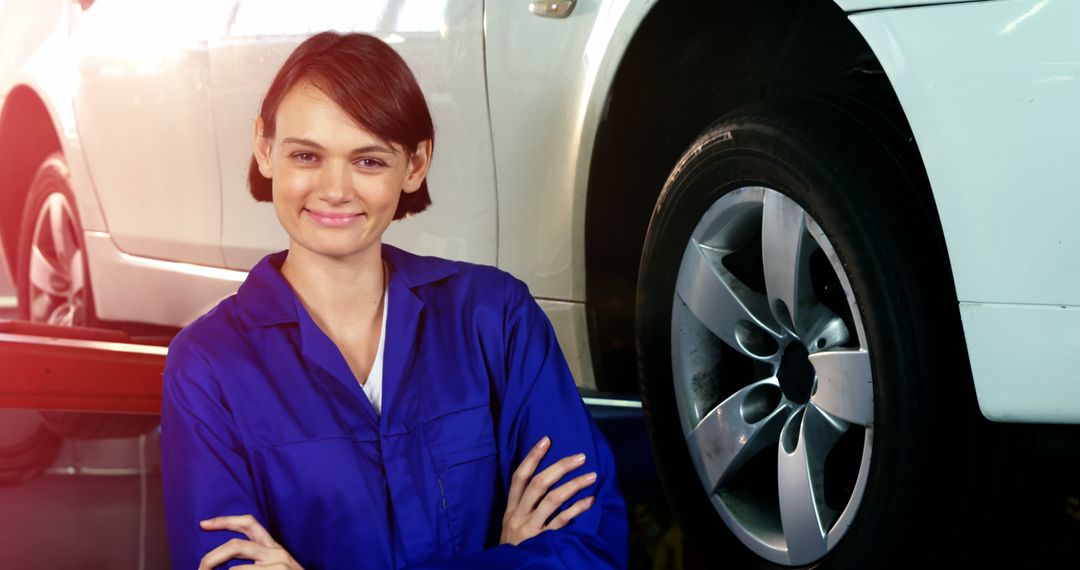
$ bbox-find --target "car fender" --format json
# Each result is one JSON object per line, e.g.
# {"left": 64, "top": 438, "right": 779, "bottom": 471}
{"left": 851, "top": 0, "right": 1080, "bottom": 422}
{"left": 0, "top": 1, "right": 108, "bottom": 237}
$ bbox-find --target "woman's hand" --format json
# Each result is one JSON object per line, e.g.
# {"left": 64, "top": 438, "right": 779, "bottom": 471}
{"left": 197, "top": 514, "right": 304, "bottom": 570}
{"left": 500, "top": 436, "right": 598, "bottom": 546}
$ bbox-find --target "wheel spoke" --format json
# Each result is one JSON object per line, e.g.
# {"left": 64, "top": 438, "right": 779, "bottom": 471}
{"left": 54, "top": 302, "right": 74, "bottom": 326}
{"left": 761, "top": 191, "right": 815, "bottom": 336}
{"left": 686, "top": 378, "right": 788, "bottom": 492}
{"left": 777, "top": 404, "right": 847, "bottom": 564}
{"left": 30, "top": 290, "right": 52, "bottom": 320}
{"left": 47, "top": 196, "right": 74, "bottom": 264}
{"left": 676, "top": 239, "right": 782, "bottom": 360}
{"left": 808, "top": 349, "right": 873, "bottom": 426}
{"left": 804, "top": 313, "right": 850, "bottom": 354}
{"left": 69, "top": 248, "right": 85, "bottom": 295}
{"left": 29, "top": 244, "right": 67, "bottom": 296}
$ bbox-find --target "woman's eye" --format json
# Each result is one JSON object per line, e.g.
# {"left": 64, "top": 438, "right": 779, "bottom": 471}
{"left": 291, "top": 151, "right": 318, "bottom": 163}
{"left": 356, "top": 158, "right": 387, "bottom": 169}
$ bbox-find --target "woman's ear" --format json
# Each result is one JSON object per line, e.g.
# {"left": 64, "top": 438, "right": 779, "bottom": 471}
{"left": 402, "top": 139, "right": 433, "bottom": 194}
{"left": 253, "top": 116, "right": 273, "bottom": 178}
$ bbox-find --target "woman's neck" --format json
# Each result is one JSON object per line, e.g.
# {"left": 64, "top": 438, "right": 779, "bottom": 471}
{"left": 280, "top": 242, "right": 386, "bottom": 336}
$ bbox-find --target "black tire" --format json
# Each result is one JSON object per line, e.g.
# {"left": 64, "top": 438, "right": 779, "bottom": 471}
{"left": 13, "top": 153, "right": 158, "bottom": 446}
{"left": 0, "top": 410, "right": 64, "bottom": 486}
{"left": 636, "top": 96, "right": 976, "bottom": 568}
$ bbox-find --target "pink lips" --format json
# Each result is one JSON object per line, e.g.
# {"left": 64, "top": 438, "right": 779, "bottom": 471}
{"left": 305, "top": 208, "right": 363, "bottom": 227}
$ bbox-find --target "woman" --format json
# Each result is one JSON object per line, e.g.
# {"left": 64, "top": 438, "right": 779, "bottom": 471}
{"left": 160, "top": 31, "right": 627, "bottom": 569}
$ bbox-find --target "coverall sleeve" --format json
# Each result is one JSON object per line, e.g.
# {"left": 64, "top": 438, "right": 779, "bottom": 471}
{"left": 160, "top": 340, "right": 269, "bottom": 570}
{"left": 410, "top": 275, "right": 629, "bottom": 569}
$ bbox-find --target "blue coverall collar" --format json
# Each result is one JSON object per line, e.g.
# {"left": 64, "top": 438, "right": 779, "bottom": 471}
{"left": 235, "top": 243, "right": 460, "bottom": 430}
{"left": 236, "top": 242, "right": 459, "bottom": 328}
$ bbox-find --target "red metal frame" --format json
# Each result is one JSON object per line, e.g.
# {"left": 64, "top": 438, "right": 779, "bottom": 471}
{"left": 0, "top": 320, "right": 167, "bottom": 414}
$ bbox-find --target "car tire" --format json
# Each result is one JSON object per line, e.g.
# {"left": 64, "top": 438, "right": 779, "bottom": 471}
{"left": 14, "top": 153, "right": 158, "bottom": 444}
{"left": 0, "top": 410, "right": 64, "bottom": 485}
{"left": 636, "top": 96, "right": 977, "bottom": 568}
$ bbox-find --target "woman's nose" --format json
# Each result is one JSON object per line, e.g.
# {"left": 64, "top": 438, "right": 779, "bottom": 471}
{"left": 317, "top": 159, "right": 354, "bottom": 203}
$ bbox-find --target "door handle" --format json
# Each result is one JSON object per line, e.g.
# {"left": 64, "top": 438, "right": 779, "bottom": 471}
{"left": 529, "top": 0, "right": 576, "bottom": 18}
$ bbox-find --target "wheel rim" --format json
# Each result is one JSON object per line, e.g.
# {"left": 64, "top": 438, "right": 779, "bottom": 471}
{"left": 671, "top": 186, "right": 873, "bottom": 566}
{"left": 27, "top": 191, "right": 87, "bottom": 327}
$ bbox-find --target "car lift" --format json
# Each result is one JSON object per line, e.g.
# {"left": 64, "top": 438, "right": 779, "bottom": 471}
{"left": 0, "top": 320, "right": 166, "bottom": 414}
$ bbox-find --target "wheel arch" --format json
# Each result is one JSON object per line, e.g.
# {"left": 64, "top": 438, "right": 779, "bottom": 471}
{"left": 582, "top": 0, "right": 959, "bottom": 393}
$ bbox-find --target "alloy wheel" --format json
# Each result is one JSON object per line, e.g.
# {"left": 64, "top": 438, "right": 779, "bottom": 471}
{"left": 671, "top": 186, "right": 874, "bottom": 566}
{"left": 26, "top": 191, "right": 88, "bottom": 327}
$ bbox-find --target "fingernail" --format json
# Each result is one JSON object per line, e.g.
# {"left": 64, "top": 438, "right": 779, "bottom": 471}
{"left": 585, "top": 471, "right": 597, "bottom": 482}
{"left": 539, "top": 436, "right": 550, "bottom": 448}
{"left": 574, "top": 453, "right": 586, "bottom": 464}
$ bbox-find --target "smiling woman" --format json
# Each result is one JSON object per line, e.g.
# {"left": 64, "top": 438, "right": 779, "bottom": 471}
{"left": 245, "top": 32, "right": 434, "bottom": 216}
{"left": 255, "top": 80, "right": 431, "bottom": 267}
{"left": 159, "top": 31, "right": 627, "bottom": 570}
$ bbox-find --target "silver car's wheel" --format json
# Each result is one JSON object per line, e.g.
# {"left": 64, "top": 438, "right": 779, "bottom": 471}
{"left": 638, "top": 97, "right": 973, "bottom": 568}
{"left": 25, "top": 190, "right": 89, "bottom": 326}
{"left": 672, "top": 186, "right": 872, "bottom": 566}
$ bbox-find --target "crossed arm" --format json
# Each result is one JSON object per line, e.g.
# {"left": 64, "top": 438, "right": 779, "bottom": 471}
{"left": 195, "top": 437, "right": 601, "bottom": 569}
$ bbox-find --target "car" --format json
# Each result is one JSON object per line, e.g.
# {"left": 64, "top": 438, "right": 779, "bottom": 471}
{"left": 2, "top": 0, "right": 1078, "bottom": 567}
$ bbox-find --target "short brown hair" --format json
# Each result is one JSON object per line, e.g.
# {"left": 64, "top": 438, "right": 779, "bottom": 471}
{"left": 248, "top": 32, "right": 434, "bottom": 219}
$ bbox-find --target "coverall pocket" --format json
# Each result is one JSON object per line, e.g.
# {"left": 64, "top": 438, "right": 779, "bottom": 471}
{"left": 432, "top": 439, "right": 496, "bottom": 469}
{"left": 423, "top": 405, "right": 499, "bottom": 554}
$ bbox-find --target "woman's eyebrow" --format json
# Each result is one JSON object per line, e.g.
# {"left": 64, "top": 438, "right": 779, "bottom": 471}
{"left": 281, "top": 136, "right": 395, "bottom": 155}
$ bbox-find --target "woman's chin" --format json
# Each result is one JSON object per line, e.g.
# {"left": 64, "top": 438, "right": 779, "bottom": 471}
{"left": 293, "top": 239, "right": 377, "bottom": 261}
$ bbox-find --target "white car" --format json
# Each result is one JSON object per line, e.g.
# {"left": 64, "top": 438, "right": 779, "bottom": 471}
{"left": 1, "top": 0, "right": 1077, "bottom": 566}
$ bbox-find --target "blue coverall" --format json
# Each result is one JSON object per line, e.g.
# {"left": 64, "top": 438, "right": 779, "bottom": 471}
{"left": 160, "top": 244, "right": 628, "bottom": 569}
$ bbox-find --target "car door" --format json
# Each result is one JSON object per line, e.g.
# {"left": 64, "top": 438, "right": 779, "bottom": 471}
{"left": 209, "top": 0, "right": 497, "bottom": 269}
{"left": 67, "top": 0, "right": 233, "bottom": 266}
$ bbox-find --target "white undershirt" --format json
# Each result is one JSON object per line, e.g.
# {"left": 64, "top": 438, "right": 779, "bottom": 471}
{"left": 361, "top": 283, "right": 388, "bottom": 416}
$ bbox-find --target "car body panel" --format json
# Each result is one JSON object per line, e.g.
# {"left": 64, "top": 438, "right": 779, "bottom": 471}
{"left": 960, "top": 302, "right": 1080, "bottom": 422}
{"left": 67, "top": 0, "right": 233, "bottom": 266}
{"left": 537, "top": 298, "right": 598, "bottom": 390}
{"left": 851, "top": 0, "right": 1080, "bottom": 307}
{"left": 851, "top": 0, "right": 1080, "bottom": 421}
{"left": 84, "top": 232, "right": 245, "bottom": 325}
{"left": 486, "top": 0, "right": 656, "bottom": 302}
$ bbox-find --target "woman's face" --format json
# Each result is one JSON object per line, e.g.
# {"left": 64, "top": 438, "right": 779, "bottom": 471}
{"left": 253, "top": 81, "right": 431, "bottom": 263}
